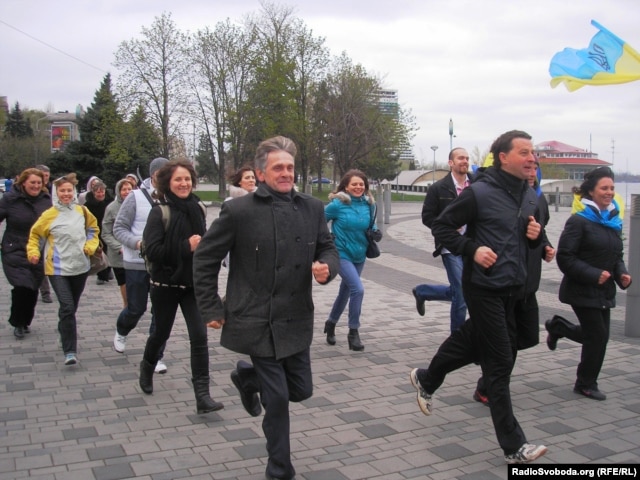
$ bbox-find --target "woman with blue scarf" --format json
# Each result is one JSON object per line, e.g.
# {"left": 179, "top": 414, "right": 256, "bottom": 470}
{"left": 546, "top": 167, "right": 632, "bottom": 401}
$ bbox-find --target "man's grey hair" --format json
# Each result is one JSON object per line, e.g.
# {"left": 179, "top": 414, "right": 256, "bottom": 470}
{"left": 254, "top": 136, "right": 297, "bottom": 172}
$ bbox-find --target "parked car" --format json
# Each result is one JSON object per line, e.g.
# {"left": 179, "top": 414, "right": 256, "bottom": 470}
{"left": 310, "top": 177, "right": 331, "bottom": 184}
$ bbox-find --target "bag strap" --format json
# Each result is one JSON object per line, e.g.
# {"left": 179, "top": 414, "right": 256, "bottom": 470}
{"left": 140, "top": 187, "right": 155, "bottom": 206}
{"left": 153, "top": 200, "right": 206, "bottom": 233}
{"left": 369, "top": 202, "right": 377, "bottom": 229}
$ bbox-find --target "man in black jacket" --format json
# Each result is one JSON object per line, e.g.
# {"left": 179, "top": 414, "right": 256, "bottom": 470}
{"left": 413, "top": 147, "right": 470, "bottom": 332}
{"left": 409, "top": 130, "right": 548, "bottom": 464}
{"left": 193, "top": 136, "right": 339, "bottom": 480}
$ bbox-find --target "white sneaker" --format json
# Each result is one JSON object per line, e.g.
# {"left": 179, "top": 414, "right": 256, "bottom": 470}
{"left": 113, "top": 331, "right": 127, "bottom": 353}
{"left": 64, "top": 353, "right": 77, "bottom": 366}
{"left": 155, "top": 360, "right": 167, "bottom": 374}
{"left": 505, "top": 443, "right": 548, "bottom": 464}
{"left": 410, "top": 368, "right": 433, "bottom": 415}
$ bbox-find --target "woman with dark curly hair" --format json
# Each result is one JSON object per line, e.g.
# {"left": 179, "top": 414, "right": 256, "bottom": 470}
{"left": 546, "top": 167, "right": 632, "bottom": 401}
{"left": 139, "top": 160, "right": 223, "bottom": 414}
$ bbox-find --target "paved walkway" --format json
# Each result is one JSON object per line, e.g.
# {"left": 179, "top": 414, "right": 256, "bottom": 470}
{"left": 1, "top": 202, "right": 639, "bottom": 480}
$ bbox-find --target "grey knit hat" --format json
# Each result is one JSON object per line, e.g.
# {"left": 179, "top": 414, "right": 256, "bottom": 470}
{"left": 149, "top": 157, "right": 169, "bottom": 177}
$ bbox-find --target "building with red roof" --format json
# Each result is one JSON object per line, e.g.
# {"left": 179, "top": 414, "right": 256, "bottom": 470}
{"left": 535, "top": 140, "right": 611, "bottom": 180}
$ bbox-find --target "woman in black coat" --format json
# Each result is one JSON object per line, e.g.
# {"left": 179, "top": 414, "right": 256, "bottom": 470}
{"left": 138, "top": 160, "right": 223, "bottom": 414}
{"left": 546, "top": 167, "right": 631, "bottom": 401}
{"left": 0, "top": 168, "right": 51, "bottom": 338}
{"left": 84, "top": 180, "right": 112, "bottom": 284}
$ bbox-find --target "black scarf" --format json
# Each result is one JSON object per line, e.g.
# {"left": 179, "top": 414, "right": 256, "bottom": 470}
{"left": 163, "top": 191, "right": 205, "bottom": 283}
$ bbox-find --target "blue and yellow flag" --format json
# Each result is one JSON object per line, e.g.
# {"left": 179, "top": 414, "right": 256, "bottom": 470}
{"left": 549, "top": 20, "right": 640, "bottom": 92}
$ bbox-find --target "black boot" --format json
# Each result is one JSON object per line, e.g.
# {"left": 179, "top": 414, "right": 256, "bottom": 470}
{"left": 347, "top": 328, "right": 364, "bottom": 351}
{"left": 139, "top": 359, "right": 155, "bottom": 394}
{"left": 192, "top": 377, "right": 224, "bottom": 414}
{"left": 324, "top": 320, "right": 336, "bottom": 345}
{"left": 230, "top": 360, "right": 262, "bottom": 417}
{"left": 545, "top": 315, "right": 576, "bottom": 350}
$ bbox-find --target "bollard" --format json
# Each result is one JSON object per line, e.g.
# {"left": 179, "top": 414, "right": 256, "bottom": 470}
{"left": 555, "top": 187, "right": 559, "bottom": 212}
{"left": 383, "top": 184, "right": 391, "bottom": 224}
{"left": 625, "top": 194, "right": 640, "bottom": 337}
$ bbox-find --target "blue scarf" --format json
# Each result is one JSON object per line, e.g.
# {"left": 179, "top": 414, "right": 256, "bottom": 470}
{"left": 576, "top": 198, "right": 622, "bottom": 231}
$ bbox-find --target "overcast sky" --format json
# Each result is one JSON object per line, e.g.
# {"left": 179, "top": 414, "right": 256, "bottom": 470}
{"left": 2, "top": 0, "right": 639, "bottom": 172}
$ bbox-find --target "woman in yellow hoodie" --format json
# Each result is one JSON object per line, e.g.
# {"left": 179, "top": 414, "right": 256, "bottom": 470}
{"left": 27, "top": 173, "right": 100, "bottom": 366}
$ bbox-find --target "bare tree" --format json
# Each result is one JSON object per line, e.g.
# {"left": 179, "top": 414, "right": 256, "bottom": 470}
{"left": 189, "top": 20, "right": 257, "bottom": 196}
{"left": 113, "top": 12, "right": 190, "bottom": 159}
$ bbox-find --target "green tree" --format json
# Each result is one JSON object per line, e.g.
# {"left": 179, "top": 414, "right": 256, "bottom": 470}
{"left": 190, "top": 19, "right": 256, "bottom": 196}
{"left": 315, "top": 54, "right": 408, "bottom": 181}
{"left": 194, "top": 132, "right": 219, "bottom": 182}
{"left": 5, "top": 102, "right": 33, "bottom": 138}
{"left": 243, "top": 3, "right": 298, "bottom": 151}
{"left": 123, "top": 104, "right": 162, "bottom": 177}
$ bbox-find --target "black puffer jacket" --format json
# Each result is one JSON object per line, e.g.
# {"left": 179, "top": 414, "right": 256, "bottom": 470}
{"left": 431, "top": 167, "right": 540, "bottom": 292}
{"left": 557, "top": 213, "right": 629, "bottom": 309}
{"left": 0, "top": 187, "right": 52, "bottom": 289}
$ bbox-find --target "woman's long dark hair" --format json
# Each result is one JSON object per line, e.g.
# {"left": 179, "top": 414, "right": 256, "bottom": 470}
{"left": 153, "top": 160, "right": 198, "bottom": 199}
{"left": 334, "top": 169, "right": 370, "bottom": 195}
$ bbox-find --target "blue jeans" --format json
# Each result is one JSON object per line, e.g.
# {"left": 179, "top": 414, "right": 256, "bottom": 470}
{"left": 49, "top": 273, "right": 88, "bottom": 355}
{"left": 415, "top": 253, "right": 466, "bottom": 332}
{"left": 328, "top": 259, "right": 365, "bottom": 329}
{"left": 116, "top": 269, "right": 165, "bottom": 359}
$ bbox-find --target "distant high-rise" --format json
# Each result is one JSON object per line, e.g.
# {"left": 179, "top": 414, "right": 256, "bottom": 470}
{"left": 375, "top": 89, "right": 415, "bottom": 166}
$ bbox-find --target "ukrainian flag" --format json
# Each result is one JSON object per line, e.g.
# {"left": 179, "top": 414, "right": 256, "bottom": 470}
{"left": 549, "top": 20, "right": 640, "bottom": 92}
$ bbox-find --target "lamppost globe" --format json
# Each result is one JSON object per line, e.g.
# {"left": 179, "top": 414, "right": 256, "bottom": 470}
{"left": 430, "top": 145, "right": 438, "bottom": 184}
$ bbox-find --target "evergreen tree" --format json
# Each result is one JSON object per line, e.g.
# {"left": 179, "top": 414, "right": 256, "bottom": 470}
{"left": 5, "top": 102, "right": 33, "bottom": 138}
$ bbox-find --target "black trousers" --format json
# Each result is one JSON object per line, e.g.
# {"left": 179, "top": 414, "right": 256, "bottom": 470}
{"left": 421, "top": 289, "right": 526, "bottom": 455}
{"left": 49, "top": 274, "right": 88, "bottom": 355}
{"left": 143, "top": 285, "right": 209, "bottom": 380}
{"left": 9, "top": 287, "right": 39, "bottom": 328}
{"left": 570, "top": 306, "right": 610, "bottom": 390}
{"left": 251, "top": 348, "right": 312, "bottom": 480}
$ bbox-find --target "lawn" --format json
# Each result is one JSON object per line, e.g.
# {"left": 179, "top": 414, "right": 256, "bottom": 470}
{"left": 195, "top": 186, "right": 423, "bottom": 203}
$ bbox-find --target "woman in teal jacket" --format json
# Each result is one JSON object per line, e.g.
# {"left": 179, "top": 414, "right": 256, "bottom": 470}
{"left": 324, "top": 169, "right": 380, "bottom": 351}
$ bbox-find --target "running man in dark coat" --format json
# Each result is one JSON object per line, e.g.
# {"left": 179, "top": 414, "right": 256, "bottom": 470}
{"left": 193, "top": 136, "right": 339, "bottom": 480}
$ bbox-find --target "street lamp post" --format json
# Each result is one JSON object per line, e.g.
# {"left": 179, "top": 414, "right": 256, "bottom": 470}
{"left": 449, "top": 118, "right": 454, "bottom": 151}
{"left": 430, "top": 145, "right": 438, "bottom": 184}
{"left": 35, "top": 115, "right": 49, "bottom": 164}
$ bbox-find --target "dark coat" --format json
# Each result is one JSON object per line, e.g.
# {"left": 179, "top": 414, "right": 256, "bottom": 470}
{"left": 193, "top": 185, "right": 340, "bottom": 360}
{"left": 431, "top": 167, "right": 541, "bottom": 292}
{"left": 526, "top": 192, "right": 553, "bottom": 294}
{"left": 0, "top": 187, "right": 52, "bottom": 289}
{"left": 557, "top": 213, "right": 629, "bottom": 309}
{"left": 421, "top": 172, "right": 470, "bottom": 256}
{"left": 143, "top": 198, "right": 205, "bottom": 287}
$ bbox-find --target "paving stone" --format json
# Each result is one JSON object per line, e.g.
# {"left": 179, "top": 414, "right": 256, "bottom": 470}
{"left": 1, "top": 204, "right": 639, "bottom": 479}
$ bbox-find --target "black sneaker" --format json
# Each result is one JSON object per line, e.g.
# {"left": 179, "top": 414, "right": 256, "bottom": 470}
{"left": 14, "top": 327, "right": 25, "bottom": 339}
{"left": 412, "top": 288, "right": 425, "bottom": 316}
{"left": 472, "top": 389, "right": 489, "bottom": 406}
{"left": 574, "top": 386, "right": 606, "bottom": 401}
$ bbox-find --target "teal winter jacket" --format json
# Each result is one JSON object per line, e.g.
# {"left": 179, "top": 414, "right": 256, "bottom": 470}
{"left": 325, "top": 191, "right": 377, "bottom": 263}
